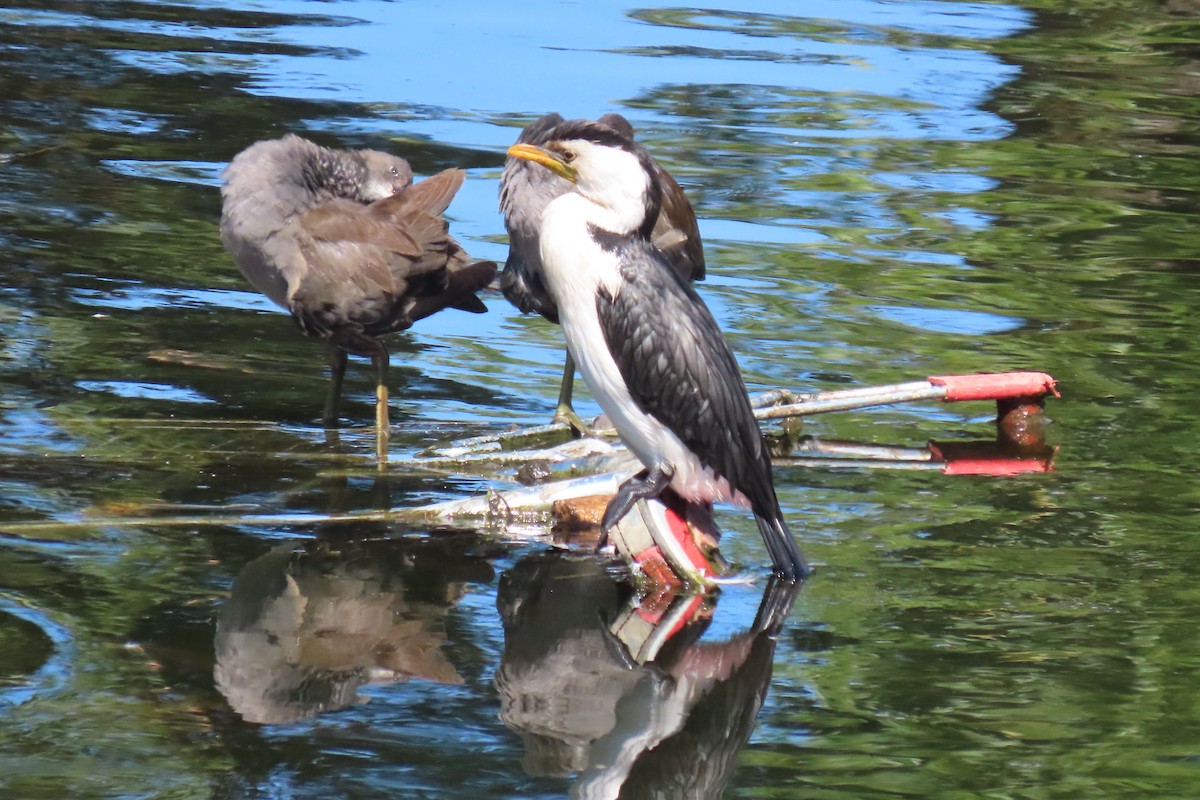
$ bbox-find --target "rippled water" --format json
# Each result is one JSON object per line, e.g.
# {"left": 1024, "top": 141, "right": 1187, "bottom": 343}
{"left": 2, "top": 0, "right": 1199, "bottom": 797}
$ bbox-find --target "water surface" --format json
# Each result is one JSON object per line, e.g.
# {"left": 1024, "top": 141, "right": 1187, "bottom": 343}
{"left": 2, "top": 0, "right": 1199, "bottom": 797}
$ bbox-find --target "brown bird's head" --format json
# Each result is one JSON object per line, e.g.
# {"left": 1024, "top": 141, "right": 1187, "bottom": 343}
{"left": 353, "top": 149, "right": 414, "bottom": 201}
{"left": 290, "top": 135, "right": 413, "bottom": 204}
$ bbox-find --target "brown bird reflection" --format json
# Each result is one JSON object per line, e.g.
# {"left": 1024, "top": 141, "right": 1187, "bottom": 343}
{"left": 220, "top": 134, "right": 496, "bottom": 459}
{"left": 214, "top": 538, "right": 491, "bottom": 725}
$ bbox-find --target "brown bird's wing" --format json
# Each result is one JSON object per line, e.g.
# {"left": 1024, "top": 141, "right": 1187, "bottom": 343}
{"left": 364, "top": 168, "right": 470, "bottom": 279}
{"left": 367, "top": 168, "right": 494, "bottom": 321}
{"left": 299, "top": 201, "right": 422, "bottom": 260}
{"left": 371, "top": 168, "right": 464, "bottom": 220}
{"left": 297, "top": 168, "right": 466, "bottom": 285}
{"left": 287, "top": 169, "right": 493, "bottom": 345}
{"left": 288, "top": 199, "right": 419, "bottom": 343}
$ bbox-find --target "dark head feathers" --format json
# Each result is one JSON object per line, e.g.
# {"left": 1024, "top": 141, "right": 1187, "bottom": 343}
{"left": 517, "top": 112, "right": 636, "bottom": 149}
{"left": 516, "top": 112, "right": 565, "bottom": 145}
{"left": 540, "top": 118, "right": 640, "bottom": 153}
{"left": 596, "top": 113, "right": 636, "bottom": 140}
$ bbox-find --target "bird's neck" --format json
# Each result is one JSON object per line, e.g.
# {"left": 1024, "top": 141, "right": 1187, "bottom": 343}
{"left": 551, "top": 188, "right": 648, "bottom": 241}
{"left": 301, "top": 149, "right": 365, "bottom": 201}
{"left": 539, "top": 193, "right": 628, "bottom": 303}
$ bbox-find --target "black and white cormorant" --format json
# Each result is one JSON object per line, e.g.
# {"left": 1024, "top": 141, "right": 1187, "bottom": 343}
{"left": 499, "top": 113, "right": 705, "bottom": 432}
{"left": 220, "top": 134, "right": 496, "bottom": 459}
{"left": 506, "top": 121, "right": 808, "bottom": 580}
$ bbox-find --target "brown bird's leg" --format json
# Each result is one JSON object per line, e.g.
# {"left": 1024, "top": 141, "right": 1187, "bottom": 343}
{"left": 324, "top": 347, "right": 349, "bottom": 426}
{"left": 553, "top": 352, "right": 593, "bottom": 437}
{"left": 371, "top": 344, "right": 390, "bottom": 463}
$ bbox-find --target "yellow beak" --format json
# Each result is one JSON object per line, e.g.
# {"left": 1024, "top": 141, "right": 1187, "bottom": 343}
{"left": 507, "top": 143, "right": 577, "bottom": 183}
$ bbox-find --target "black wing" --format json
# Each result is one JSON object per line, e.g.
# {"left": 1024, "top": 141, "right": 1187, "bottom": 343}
{"left": 498, "top": 240, "right": 557, "bottom": 322}
{"left": 596, "top": 239, "right": 777, "bottom": 518}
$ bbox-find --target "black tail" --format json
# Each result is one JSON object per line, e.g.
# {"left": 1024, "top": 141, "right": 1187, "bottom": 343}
{"left": 754, "top": 514, "right": 809, "bottom": 582}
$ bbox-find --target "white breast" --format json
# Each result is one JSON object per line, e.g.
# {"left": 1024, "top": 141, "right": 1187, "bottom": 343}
{"left": 537, "top": 194, "right": 743, "bottom": 507}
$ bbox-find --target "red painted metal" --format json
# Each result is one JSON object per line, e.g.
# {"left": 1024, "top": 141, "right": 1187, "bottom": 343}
{"left": 929, "top": 441, "right": 1056, "bottom": 475}
{"left": 662, "top": 496, "right": 712, "bottom": 578}
{"left": 928, "top": 372, "right": 1059, "bottom": 402}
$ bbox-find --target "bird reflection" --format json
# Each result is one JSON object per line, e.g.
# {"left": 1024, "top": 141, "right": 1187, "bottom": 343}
{"left": 495, "top": 551, "right": 800, "bottom": 798}
{"left": 214, "top": 536, "right": 491, "bottom": 724}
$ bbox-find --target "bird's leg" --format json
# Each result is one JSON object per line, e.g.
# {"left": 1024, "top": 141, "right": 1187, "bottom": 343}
{"left": 553, "top": 352, "right": 593, "bottom": 437}
{"left": 371, "top": 345, "right": 390, "bottom": 464}
{"left": 323, "top": 347, "right": 349, "bottom": 426}
{"left": 598, "top": 464, "right": 674, "bottom": 550}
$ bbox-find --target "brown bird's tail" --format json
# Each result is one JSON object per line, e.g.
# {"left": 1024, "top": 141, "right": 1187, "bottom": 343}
{"left": 408, "top": 259, "right": 496, "bottom": 321}
{"left": 445, "top": 260, "right": 497, "bottom": 313}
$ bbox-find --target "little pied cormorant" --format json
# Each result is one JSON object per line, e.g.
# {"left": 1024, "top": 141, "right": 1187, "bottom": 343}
{"left": 499, "top": 113, "right": 705, "bottom": 433}
{"left": 507, "top": 120, "right": 808, "bottom": 580}
{"left": 220, "top": 134, "right": 496, "bottom": 460}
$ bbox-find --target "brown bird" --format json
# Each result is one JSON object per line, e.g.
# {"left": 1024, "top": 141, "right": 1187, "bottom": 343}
{"left": 220, "top": 134, "right": 496, "bottom": 460}
{"left": 499, "top": 113, "right": 704, "bottom": 433}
